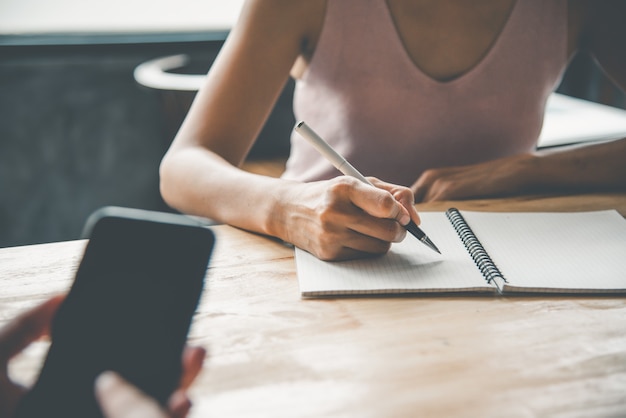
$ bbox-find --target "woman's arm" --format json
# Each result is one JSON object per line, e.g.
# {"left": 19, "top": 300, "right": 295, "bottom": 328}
{"left": 412, "top": 138, "right": 626, "bottom": 202}
{"left": 160, "top": 0, "right": 420, "bottom": 260}
{"left": 412, "top": 0, "right": 626, "bottom": 202}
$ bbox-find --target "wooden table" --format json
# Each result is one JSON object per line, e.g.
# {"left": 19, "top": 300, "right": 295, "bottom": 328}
{"left": 2, "top": 193, "right": 626, "bottom": 417}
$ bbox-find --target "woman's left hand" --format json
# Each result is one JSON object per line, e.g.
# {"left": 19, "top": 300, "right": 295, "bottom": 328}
{"left": 411, "top": 153, "right": 535, "bottom": 202}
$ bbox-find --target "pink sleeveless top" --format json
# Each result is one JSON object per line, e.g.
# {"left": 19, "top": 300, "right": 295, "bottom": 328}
{"left": 282, "top": 0, "right": 569, "bottom": 186}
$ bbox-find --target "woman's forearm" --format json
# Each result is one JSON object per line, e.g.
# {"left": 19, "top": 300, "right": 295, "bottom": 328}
{"left": 159, "top": 145, "right": 421, "bottom": 260}
{"left": 529, "top": 137, "right": 626, "bottom": 192}
{"left": 412, "top": 137, "right": 626, "bottom": 202}
{"left": 159, "top": 146, "right": 294, "bottom": 239}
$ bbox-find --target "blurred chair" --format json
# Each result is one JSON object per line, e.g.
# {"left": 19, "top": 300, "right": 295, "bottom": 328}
{"left": 133, "top": 54, "right": 293, "bottom": 169}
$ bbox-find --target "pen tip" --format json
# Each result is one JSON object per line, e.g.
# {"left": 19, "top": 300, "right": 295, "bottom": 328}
{"left": 423, "top": 236, "right": 441, "bottom": 254}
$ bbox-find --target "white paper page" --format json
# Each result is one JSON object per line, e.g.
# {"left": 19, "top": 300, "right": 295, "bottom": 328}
{"left": 461, "top": 210, "right": 626, "bottom": 293}
{"left": 295, "top": 212, "right": 492, "bottom": 296}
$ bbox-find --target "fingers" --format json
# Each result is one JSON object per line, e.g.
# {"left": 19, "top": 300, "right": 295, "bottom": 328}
{"left": 290, "top": 177, "right": 423, "bottom": 260}
{"left": 342, "top": 178, "right": 411, "bottom": 226}
{"left": 168, "top": 390, "right": 192, "bottom": 418}
{"left": 411, "top": 158, "right": 525, "bottom": 202}
{"left": 411, "top": 176, "right": 428, "bottom": 203}
{"left": 412, "top": 168, "right": 458, "bottom": 202}
{"left": 0, "top": 295, "right": 65, "bottom": 362}
{"left": 412, "top": 168, "right": 448, "bottom": 202}
{"left": 303, "top": 178, "right": 417, "bottom": 259}
{"left": 322, "top": 183, "right": 406, "bottom": 239}
{"left": 94, "top": 345, "right": 205, "bottom": 418}
{"left": 308, "top": 207, "right": 400, "bottom": 260}
{"left": 95, "top": 371, "right": 169, "bottom": 418}
{"left": 179, "top": 346, "right": 206, "bottom": 390}
{"left": 323, "top": 199, "right": 406, "bottom": 244}
{"left": 368, "top": 177, "right": 421, "bottom": 225}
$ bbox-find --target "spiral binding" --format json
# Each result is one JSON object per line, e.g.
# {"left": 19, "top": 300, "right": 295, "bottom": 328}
{"left": 445, "top": 208, "right": 507, "bottom": 285}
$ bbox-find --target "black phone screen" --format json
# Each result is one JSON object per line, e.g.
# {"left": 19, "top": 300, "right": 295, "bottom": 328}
{"left": 15, "top": 208, "right": 215, "bottom": 418}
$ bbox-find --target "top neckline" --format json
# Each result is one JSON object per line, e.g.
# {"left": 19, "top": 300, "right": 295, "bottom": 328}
{"left": 380, "top": 0, "right": 520, "bottom": 87}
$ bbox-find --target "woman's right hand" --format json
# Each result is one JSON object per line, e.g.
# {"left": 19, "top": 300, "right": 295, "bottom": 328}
{"left": 275, "top": 176, "right": 421, "bottom": 261}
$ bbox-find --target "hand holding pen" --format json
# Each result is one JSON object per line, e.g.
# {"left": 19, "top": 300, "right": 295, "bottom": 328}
{"left": 294, "top": 121, "right": 440, "bottom": 255}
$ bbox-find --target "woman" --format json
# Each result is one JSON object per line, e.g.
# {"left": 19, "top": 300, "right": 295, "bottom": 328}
{"left": 160, "top": 0, "right": 626, "bottom": 260}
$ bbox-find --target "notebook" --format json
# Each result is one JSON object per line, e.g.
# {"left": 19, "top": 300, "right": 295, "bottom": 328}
{"left": 295, "top": 209, "right": 626, "bottom": 297}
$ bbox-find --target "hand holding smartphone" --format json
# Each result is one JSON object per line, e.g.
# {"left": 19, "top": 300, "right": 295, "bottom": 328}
{"left": 15, "top": 207, "right": 215, "bottom": 418}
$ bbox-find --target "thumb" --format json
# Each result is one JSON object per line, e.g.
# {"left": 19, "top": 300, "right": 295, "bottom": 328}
{"left": 95, "top": 372, "right": 169, "bottom": 418}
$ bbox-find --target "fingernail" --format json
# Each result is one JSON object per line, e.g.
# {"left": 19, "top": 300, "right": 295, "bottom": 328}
{"left": 95, "top": 371, "right": 118, "bottom": 392}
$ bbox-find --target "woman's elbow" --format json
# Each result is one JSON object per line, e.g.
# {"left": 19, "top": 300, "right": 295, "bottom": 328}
{"left": 158, "top": 152, "right": 181, "bottom": 210}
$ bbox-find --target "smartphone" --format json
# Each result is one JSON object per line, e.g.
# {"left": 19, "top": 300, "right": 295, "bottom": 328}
{"left": 15, "top": 206, "right": 215, "bottom": 418}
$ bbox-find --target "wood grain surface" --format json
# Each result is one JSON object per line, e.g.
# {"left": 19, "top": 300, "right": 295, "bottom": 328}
{"left": 1, "top": 193, "right": 625, "bottom": 418}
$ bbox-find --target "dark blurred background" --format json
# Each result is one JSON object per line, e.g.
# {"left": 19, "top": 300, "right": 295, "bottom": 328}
{"left": 0, "top": 20, "right": 624, "bottom": 248}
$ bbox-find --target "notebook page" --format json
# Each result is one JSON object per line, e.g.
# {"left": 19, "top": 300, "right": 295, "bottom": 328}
{"left": 295, "top": 212, "right": 493, "bottom": 296}
{"left": 461, "top": 210, "right": 626, "bottom": 293}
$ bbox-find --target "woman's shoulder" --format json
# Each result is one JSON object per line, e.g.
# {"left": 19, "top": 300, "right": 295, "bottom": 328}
{"left": 237, "top": 0, "right": 326, "bottom": 55}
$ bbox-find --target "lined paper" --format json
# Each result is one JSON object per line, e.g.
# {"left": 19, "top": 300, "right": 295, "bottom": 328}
{"left": 465, "top": 211, "right": 626, "bottom": 293}
{"left": 296, "top": 212, "right": 493, "bottom": 296}
{"left": 295, "top": 210, "right": 626, "bottom": 297}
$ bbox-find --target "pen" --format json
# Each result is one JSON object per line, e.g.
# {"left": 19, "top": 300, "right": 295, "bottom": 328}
{"left": 294, "top": 120, "right": 441, "bottom": 254}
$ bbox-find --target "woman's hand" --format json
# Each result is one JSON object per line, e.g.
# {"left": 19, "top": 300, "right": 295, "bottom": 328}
{"left": 413, "top": 137, "right": 626, "bottom": 203}
{"left": 277, "top": 176, "right": 421, "bottom": 261}
{"left": 411, "top": 153, "right": 535, "bottom": 202}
